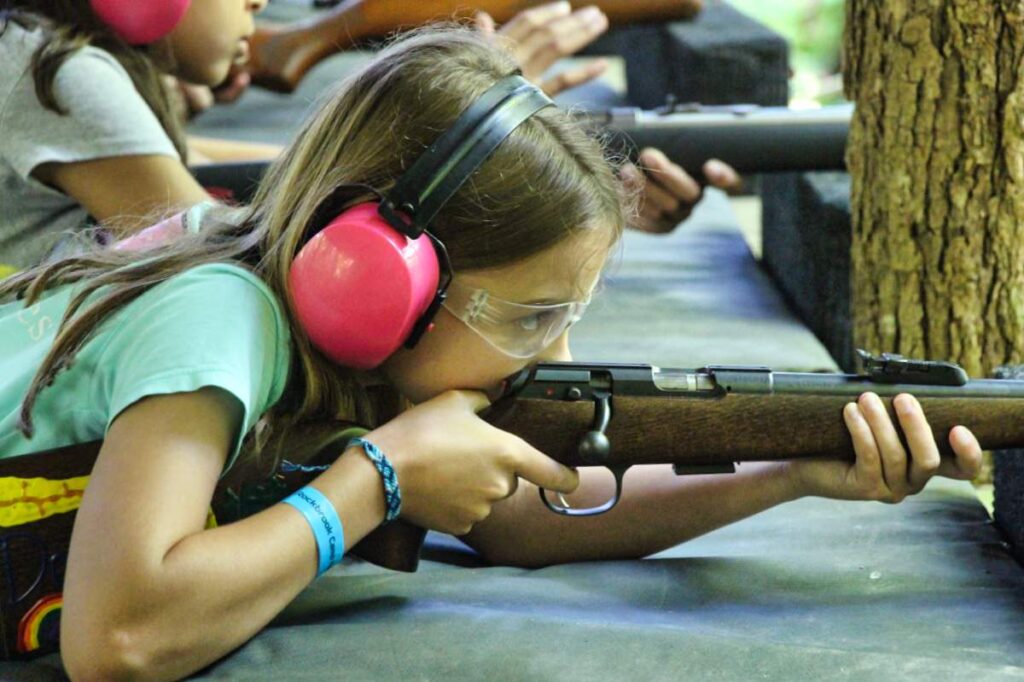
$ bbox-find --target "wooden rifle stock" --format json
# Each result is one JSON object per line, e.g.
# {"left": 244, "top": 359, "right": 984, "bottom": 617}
{"left": 247, "top": 0, "right": 704, "bottom": 93}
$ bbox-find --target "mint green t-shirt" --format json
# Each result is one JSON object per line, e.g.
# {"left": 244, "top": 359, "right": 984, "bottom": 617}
{"left": 0, "top": 263, "right": 292, "bottom": 472}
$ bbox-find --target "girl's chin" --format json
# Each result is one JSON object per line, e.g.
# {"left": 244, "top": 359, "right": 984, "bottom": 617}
{"left": 175, "top": 62, "right": 233, "bottom": 89}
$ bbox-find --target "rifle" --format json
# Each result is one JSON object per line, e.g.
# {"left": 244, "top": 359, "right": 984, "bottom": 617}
{"left": 1, "top": 351, "right": 1021, "bottom": 657}
{"left": 191, "top": 103, "right": 852, "bottom": 204}
{"left": 246, "top": 0, "right": 704, "bottom": 93}
{"left": 585, "top": 103, "right": 851, "bottom": 179}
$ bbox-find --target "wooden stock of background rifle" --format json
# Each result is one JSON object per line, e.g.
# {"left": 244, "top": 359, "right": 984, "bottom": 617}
{"left": 246, "top": 0, "right": 704, "bottom": 93}
{"left": 192, "top": 103, "right": 852, "bottom": 203}
{"left": 3, "top": 351, "right": 1024, "bottom": 657}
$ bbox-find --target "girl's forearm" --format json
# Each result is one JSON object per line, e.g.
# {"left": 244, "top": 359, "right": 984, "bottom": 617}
{"left": 65, "top": 449, "right": 384, "bottom": 682}
{"left": 465, "top": 462, "right": 804, "bottom": 567}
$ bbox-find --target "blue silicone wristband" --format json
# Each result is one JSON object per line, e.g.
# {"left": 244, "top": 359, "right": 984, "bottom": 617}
{"left": 282, "top": 486, "right": 344, "bottom": 576}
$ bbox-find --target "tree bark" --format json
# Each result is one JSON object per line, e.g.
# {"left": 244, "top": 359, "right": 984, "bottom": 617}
{"left": 843, "top": 1, "right": 1024, "bottom": 377}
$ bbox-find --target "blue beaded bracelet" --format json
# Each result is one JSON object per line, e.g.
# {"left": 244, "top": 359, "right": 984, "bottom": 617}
{"left": 349, "top": 437, "right": 402, "bottom": 522}
{"left": 282, "top": 486, "right": 344, "bottom": 576}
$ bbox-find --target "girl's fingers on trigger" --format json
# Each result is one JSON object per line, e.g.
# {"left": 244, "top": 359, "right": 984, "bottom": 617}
{"left": 858, "top": 392, "right": 908, "bottom": 494}
{"left": 844, "top": 401, "right": 882, "bottom": 481}
{"left": 895, "top": 394, "right": 941, "bottom": 489}
{"left": 513, "top": 442, "right": 580, "bottom": 494}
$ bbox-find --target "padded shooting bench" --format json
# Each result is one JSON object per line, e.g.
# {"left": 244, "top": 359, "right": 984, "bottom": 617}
{"left": 5, "top": 3, "right": 1023, "bottom": 678}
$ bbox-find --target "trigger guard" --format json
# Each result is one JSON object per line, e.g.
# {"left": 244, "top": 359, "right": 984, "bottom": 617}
{"left": 539, "top": 466, "right": 628, "bottom": 516}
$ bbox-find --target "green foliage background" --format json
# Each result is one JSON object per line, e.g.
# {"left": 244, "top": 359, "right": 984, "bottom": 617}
{"left": 728, "top": 0, "right": 846, "bottom": 103}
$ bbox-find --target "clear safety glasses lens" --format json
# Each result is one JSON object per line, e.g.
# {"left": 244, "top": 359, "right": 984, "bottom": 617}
{"left": 441, "top": 282, "right": 591, "bottom": 358}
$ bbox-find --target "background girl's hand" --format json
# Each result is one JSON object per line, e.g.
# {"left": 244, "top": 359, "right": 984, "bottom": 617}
{"left": 622, "top": 149, "right": 744, "bottom": 233}
{"left": 787, "top": 392, "right": 983, "bottom": 502}
{"left": 366, "top": 390, "right": 579, "bottom": 535}
{"left": 475, "top": 2, "right": 610, "bottom": 96}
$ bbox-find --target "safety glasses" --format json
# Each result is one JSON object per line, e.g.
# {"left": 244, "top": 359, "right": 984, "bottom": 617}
{"left": 442, "top": 279, "right": 593, "bottom": 358}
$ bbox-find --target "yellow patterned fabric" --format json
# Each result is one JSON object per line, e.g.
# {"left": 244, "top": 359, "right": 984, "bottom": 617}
{"left": 0, "top": 474, "right": 218, "bottom": 528}
{"left": 0, "top": 475, "right": 88, "bottom": 526}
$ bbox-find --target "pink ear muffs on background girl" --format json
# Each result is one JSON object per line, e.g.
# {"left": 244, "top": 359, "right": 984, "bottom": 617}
{"left": 88, "top": 0, "right": 191, "bottom": 45}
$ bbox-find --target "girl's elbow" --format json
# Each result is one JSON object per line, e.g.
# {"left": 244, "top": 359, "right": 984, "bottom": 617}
{"left": 62, "top": 624, "right": 154, "bottom": 682}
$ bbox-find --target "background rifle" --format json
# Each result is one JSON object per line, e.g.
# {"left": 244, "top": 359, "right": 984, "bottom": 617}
{"left": 247, "top": 0, "right": 704, "bottom": 93}
{"left": 191, "top": 103, "right": 852, "bottom": 203}
{"left": 585, "top": 103, "right": 851, "bottom": 178}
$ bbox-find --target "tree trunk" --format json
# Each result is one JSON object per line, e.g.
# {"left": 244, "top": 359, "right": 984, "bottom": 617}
{"left": 843, "top": 1, "right": 1024, "bottom": 377}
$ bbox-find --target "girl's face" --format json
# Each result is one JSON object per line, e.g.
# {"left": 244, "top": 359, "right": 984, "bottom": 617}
{"left": 380, "top": 229, "right": 613, "bottom": 404}
{"left": 167, "top": 0, "right": 267, "bottom": 86}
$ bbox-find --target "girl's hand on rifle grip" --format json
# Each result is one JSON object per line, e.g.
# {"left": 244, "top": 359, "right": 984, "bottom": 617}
{"left": 788, "top": 392, "right": 982, "bottom": 502}
{"left": 365, "top": 390, "right": 579, "bottom": 536}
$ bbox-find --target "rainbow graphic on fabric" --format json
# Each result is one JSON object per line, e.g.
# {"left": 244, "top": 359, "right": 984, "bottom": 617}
{"left": 17, "top": 593, "right": 62, "bottom": 653}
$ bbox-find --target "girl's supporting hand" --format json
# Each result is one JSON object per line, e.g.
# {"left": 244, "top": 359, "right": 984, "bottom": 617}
{"left": 621, "top": 149, "right": 744, "bottom": 233}
{"left": 786, "top": 392, "right": 983, "bottom": 502}
{"left": 366, "top": 390, "right": 580, "bottom": 535}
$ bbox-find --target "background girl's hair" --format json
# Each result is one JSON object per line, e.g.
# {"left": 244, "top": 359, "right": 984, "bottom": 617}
{"left": 0, "top": 0, "right": 187, "bottom": 160}
{"left": 0, "top": 25, "right": 635, "bottom": 473}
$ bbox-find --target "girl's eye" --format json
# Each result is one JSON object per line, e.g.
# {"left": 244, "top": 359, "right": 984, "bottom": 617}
{"left": 515, "top": 311, "right": 555, "bottom": 331}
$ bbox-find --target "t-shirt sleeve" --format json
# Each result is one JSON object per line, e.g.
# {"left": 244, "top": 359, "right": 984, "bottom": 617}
{"left": 0, "top": 45, "right": 179, "bottom": 180}
{"left": 95, "top": 266, "right": 291, "bottom": 473}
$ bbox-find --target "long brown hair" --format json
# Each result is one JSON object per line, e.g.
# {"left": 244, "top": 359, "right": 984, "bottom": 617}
{"left": 0, "top": 26, "right": 632, "bottom": 470}
{"left": 0, "top": 0, "right": 187, "bottom": 160}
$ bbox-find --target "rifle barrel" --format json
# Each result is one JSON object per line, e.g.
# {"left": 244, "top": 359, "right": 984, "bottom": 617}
{"left": 583, "top": 104, "right": 852, "bottom": 176}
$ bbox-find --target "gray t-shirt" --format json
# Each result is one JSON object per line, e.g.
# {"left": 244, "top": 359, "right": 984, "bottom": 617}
{"left": 0, "top": 18, "right": 179, "bottom": 268}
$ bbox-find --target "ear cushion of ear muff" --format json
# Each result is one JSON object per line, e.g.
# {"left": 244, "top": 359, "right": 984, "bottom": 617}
{"left": 89, "top": 0, "right": 191, "bottom": 45}
{"left": 289, "top": 203, "right": 441, "bottom": 370}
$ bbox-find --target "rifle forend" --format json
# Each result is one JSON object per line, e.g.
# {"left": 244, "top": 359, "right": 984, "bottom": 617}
{"left": 482, "top": 350, "right": 1023, "bottom": 515}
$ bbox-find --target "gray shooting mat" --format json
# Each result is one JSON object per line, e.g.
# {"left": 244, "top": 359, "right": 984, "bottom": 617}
{"left": 6, "top": 8, "right": 1024, "bottom": 680}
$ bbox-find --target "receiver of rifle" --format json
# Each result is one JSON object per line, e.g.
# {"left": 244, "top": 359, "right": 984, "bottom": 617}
{"left": 580, "top": 103, "right": 852, "bottom": 177}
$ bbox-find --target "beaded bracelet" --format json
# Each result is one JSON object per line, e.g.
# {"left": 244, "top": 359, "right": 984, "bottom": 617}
{"left": 282, "top": 486, "right": 344, "bottom": 576}
{"left": 349, "top": 437, "right": 402, "bottom": 522}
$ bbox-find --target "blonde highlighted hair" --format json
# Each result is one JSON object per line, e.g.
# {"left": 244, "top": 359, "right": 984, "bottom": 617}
{"left": 0, "top": 26, "right": 633, "bottom": 472}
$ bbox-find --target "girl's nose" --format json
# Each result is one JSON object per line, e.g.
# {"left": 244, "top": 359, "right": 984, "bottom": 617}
{"left": 536, "top": 330, "right": 573, "bottom": 363}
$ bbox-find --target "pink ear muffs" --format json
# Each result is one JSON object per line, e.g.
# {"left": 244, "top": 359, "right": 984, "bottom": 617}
{"left": 289, "top": 203, "right": 441, "bottom": 370}
{"left": 89, "top": 0, "right": 191, "bottom": 45}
